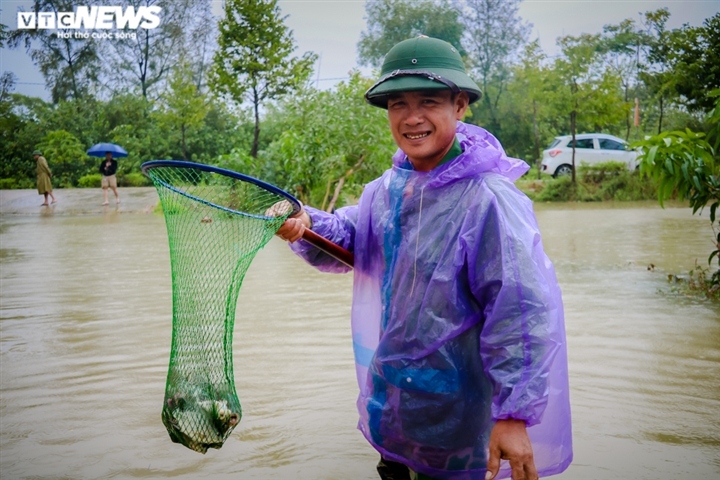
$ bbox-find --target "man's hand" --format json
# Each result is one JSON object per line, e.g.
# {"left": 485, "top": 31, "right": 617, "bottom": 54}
{"left": 265, "top": 200, "right": 312, "bottom": 243}
{"left": 486, "top": 419, "right": 538, "bottom": 480}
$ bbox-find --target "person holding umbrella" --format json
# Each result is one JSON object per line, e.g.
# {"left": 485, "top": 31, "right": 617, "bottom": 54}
{"left": 87, "top": 143, "right": 128, "bottom": 206}
{"left": 99, "top": 152, "right": 120, "bottom": 205}
{"left": 33, "top": 149, "right": 57, "bottom": 206}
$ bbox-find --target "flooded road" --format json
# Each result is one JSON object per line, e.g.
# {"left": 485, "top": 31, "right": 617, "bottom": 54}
{"left": 1, "top": 189, "right": 718, "bottom": 479}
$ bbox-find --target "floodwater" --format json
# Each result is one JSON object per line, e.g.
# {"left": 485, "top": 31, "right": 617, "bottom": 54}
{"left": 1, "top": 188, "right": 718, "bottom": 480}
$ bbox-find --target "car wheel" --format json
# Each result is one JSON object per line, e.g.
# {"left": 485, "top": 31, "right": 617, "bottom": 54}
{"left": 554, "top": 164, "right": 573, "bottom": 178}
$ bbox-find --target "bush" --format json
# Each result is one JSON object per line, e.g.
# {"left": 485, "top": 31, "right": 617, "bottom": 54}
{"left": 119, "top": 172, "right": 151, "bottom": 187}
{"left": 77, "top": 173, "right": 102, "bottom": 188}
{"left": 532, "top": 176, "right": 599, "bottom": 202}
{"left": 596, "top": 172, "right": 658, "bottom": 201}
{"left": 0, "top": 177, "right": 35, "bottom": 189}
{"left": 0, "top": 178, "right": 19, "bottom": 189}
{"left": 519, "top": 162, "right": 658, "bottom": 202}
{"left": 36, "top": 130, "right": 94, "bottom": 187}
{"left": 579, "top": 161, "right": 628, "bottom": 184}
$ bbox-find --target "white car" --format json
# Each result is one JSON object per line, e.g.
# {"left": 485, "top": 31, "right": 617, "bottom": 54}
{"left": 540, "top": 133, "right": 639, "bottom": 177}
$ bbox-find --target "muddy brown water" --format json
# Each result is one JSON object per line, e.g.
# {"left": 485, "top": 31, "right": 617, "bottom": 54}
{"left": 1, "top": 188, "right": 718, "bottom": 479}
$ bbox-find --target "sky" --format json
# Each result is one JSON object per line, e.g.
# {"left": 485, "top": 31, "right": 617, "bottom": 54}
{"left": 1, "top": 0, "right": 719, "bottom": 100}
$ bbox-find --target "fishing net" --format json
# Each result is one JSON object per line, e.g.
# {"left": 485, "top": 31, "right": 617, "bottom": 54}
{"left": 144, "top": 161, "right": 297, "bottom": 453}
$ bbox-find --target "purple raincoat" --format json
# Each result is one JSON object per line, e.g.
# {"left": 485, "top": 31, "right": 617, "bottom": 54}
{"left": 290, "top": 122, "right": 572, "bottom": 479}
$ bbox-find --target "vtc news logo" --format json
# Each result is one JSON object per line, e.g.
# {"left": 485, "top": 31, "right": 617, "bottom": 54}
{"left": 17, "top": 6, "right": 162, "bottom": 30}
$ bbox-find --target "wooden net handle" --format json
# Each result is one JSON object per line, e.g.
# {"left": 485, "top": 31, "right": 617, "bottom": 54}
{"left": 301, "top": 228, "right": 354, "bottom": 268}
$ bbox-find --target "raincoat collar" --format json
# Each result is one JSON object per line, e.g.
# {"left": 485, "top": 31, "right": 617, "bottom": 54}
{"left": 391, "top": 121, "right": 529, "bottom": 186}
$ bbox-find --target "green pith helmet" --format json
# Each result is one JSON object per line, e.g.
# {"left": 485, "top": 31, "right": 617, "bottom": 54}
{"left": 32, "top": 150, "right": 42, "bottom": 156}
{"left": 365, "top": 35, "right": 482, "bottom": 109}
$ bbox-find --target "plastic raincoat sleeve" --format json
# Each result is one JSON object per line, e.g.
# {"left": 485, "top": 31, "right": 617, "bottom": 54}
{"left": 288, "top": 205, "right": 357, "bottom": 273}
{"left": 468, "top": 176, "right": 555, "bottom": 426}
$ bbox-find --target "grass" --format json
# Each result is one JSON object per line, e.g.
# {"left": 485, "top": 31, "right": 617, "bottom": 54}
{"left": 515, "top": 163, "right": 659, "bottom": 203}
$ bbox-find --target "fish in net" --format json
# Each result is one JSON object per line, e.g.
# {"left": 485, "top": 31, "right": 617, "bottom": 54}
{"left": 143, "top": 161, "right": 296, "bottom": 453}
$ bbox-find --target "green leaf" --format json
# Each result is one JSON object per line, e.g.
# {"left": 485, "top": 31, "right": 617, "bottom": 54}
{"left": 681, "top": 162, "right": 690, "bottom": 181}
{"left": 692, "top": 175, "right": 703, "bottom": 192}
{"left": 665, "top": 158, "right": 675, "bottom": 175}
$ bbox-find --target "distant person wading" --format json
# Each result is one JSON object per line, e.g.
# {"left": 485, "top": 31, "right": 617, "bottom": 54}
{"left": 99, "top": 152, "right": 120, "bottom": 205}
{"left": 33, "top": 149, "right": 57, "bottom": 206}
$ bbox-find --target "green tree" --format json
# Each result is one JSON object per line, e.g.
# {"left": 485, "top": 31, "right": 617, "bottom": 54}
{"left": 502, "top": 40, "right": 553, "bottom": 173}
{"left": 106, "top": 107, "right": 172, "bottom": 173}
{"left": 665, "top": 13, "right": 720, "bottom": 114}
{"left": 634, "top": 90, "right": 720, "bottom": 291}
{"left": 9, "top": 0, "right": 100, "bottom": 102}
{"left": 210, "top": 0, "right": 317, "bottom": 158}
{"left": 262, "top": 73, "right": 395, "bottom": 209}
{"left": 600, "top": 18, "right": 650, "bottom": 141}
{"left": 461, "top": 0, "right": 531, "bottom": 135}
{"left": 159, "top": 62, "right": 210, "bottom": 160}
{"left": 0, "top": 20, "right": 8, "bottom": 48}
{"left": 553, "top": 33, "right": 627, "bottom": 183}
{"left": 0, "top": 71, "right": 16, "bottom": 103}
{"left": 183, "top": 0, "right": 218, "bottom": 93}
{"left": 639, "top": 8, "right": 676, "bottom": 134}
{"left": 45, "top": 97, "right": 107, "bottom": 147}
{"left": 357, "top": 0, "right": 465, "bottom": 68}
{"left": 35, "top": 129, "right": 94, "bottom": 187}
{"left": 187, "top": 102, "right": 251, "bottom": 165}
{"left": 104, "top": 0, "right": 196, "bottom": 99}
{"left": 0, "top": 80, "right": 39, "bottom": 187}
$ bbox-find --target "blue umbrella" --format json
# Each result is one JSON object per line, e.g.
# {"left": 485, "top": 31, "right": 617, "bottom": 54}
{"left": 87, "top": 142, "right": 128, "bottom": 158}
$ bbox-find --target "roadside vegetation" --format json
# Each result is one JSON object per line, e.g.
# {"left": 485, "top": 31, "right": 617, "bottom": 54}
{"left": 517, "top": 162, "right": 659, "bottom": 202}
{"left": 2, "top": 1, "right": 717, "bottom": 205}
{"left": 1, "top": 1, "right": 717, "bottom": 297}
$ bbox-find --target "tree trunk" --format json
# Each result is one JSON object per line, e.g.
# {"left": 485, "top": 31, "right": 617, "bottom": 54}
{"left": 62, "top": 38, "right": 79, "bottom": 100}
{"left": 141, "top": 31, "right": 150, "bottom": 99}
{"left": 482, "top": 85, "right": 501, "bottom": 134}
{"left": 570, "top": 109, "right": 577, "bottom": 184}
{"left": 532, "top": 99, "right": 541, "bottom": 179}
{"left": 326, "top": 155, "right": 364, "bottom": 213}
{"left": 327, "top": 177, "right": 346, "bottom": 213}
{"left": 624, "top": 82, "right": 631, "bottom": 141}
{"left": 321, "top": 177, "right": 332, "bottom": 212}
{"left": 181, "top": 123, "right": 187, "bottom": 160}
{"left": 140, "top": 31, "right": 150, "bottom": 100}
{"left": 251, "top": 86, "right": 260, "bottom": 158}
{"left": 658, "top": 96, "right": 664, "bottom": 134}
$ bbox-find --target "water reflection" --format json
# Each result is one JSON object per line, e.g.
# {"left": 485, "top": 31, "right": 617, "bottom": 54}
{"left": 1, "top": 197, "right": 718, "bottom": 479}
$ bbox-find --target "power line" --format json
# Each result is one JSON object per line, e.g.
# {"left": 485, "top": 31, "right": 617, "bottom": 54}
{"left": 315, "top": 76, "right": 351, "bottom": 82}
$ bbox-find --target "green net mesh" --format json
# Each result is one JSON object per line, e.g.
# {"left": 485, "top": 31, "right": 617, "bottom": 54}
{"left": 146, "top": 162, "right": 295, "bottom": 453}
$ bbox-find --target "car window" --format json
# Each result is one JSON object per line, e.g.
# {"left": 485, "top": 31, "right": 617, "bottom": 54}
{"left": 571, "top": 138, "right": 594, "bottom": 149}
{"left": 548, "top": 138, "right": 562, "bottom": 148}
{"left": 599, "top": 139, "right": 626, "bottom": 151}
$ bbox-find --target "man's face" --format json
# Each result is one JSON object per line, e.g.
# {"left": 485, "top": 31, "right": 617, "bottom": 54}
{"left": 387, "top": 89, "right": 468, "bottom": 172}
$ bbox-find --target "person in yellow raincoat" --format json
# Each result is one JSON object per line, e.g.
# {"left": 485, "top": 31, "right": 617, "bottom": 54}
{"left": 33, "top": 150, "right": 56, "bottom": 206}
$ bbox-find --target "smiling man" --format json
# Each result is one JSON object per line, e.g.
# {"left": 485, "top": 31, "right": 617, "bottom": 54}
{"left": 276, "top": 36, "right": 572, "bottom": 480}
{"left": 386, "top": 89, "right": 467, "bottom": 172}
